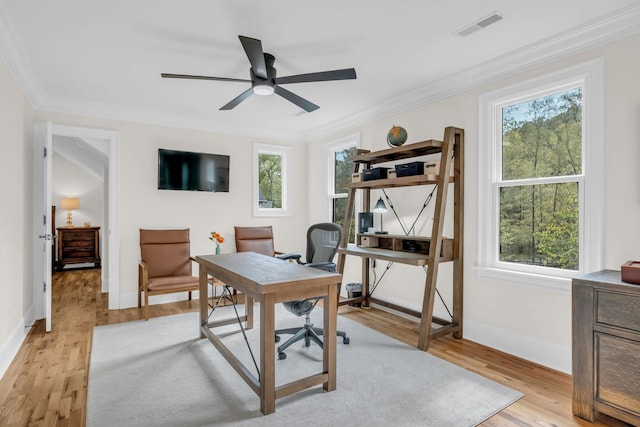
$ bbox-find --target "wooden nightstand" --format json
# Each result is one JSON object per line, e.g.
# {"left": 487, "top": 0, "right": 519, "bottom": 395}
{"left": 56, "top": 226, "right": 101, "bottom": 271}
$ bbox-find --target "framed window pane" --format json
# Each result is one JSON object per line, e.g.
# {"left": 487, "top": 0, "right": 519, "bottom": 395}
{"left": 499, "top": 183, "right": 579, "bottom": 270}
{"left": 332, "top": 197, "right": 355, "bottom": 243}
{"left": 258, "top": 153, "right": 282, "bottom": 209}
{"left": 334, "top": 146, "right": 357, "bottom": 195}
{"left": 502, "top": 88, "right": 582, "bottom": 181}
{"left": 253, "top": 143, "right": 291, "bottom": 217}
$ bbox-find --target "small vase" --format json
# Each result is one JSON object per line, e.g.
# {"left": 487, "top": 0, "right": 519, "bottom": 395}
{"left": 215, "top": 245, "right": 222, "bottom": 255}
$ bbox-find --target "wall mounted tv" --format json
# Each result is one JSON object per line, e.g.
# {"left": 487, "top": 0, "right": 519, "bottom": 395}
{"left": 158, "top": 149, "right": 229, "bottom": 192}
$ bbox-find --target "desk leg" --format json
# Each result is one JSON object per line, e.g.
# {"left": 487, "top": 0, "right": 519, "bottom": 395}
{"left": 323, "top": 283, "right": 337, "bottom": 392}
{"left": 260, "top": 293, "right": 276, "bottom": 415}
{"left": 199, "top": 266, "right": 208, "bottom": 339}
{"left": 246, "top": 296, "right": 254, "bottom": 330}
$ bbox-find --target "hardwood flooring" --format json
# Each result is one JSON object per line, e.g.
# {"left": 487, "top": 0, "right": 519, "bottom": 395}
{"left": 0, "top": 269, "right": 630, "bottom": 426}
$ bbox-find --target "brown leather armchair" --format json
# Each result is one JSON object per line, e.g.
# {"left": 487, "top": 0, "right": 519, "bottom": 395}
{"left": 234, "top": 226, "right": 282, "bottom": 256}
{"left": 138, "top": 229, "right": 199, "bottom": 320}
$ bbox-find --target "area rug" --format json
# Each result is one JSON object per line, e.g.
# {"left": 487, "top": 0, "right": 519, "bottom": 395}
{"left": 87, "top": 307, "right": 522, "bottom": 426}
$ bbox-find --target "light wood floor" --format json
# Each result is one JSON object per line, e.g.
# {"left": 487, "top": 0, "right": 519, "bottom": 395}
{"left": 0, "top": 269, "right": 629, "bottom": 426}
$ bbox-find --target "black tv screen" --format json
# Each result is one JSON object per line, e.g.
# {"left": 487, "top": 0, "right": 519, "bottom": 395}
{"left": 158, "top": 149, "right": 229, "bottom": 192}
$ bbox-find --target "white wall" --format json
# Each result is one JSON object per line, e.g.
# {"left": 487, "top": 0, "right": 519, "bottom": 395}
{"left": 53, "top": 154, "right": 104, "bottom": 230}
{"left": 0, "top": 57, "right": 34, "bottom": 378}
{"left": 32, "top": 112, "right": 310, "bottom": 309}
{"left": 309, "top": 34, "right": 640, "bottom": 373}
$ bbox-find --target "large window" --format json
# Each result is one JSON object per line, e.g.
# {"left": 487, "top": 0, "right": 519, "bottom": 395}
{"left": 253, "top": 143, "right": 291, "bottom": 217}
{"left": 327, "top": 135, "right": 359, "bottom": 243}
{"left": 478, "top": 60, "right": 603, "bottom": 287}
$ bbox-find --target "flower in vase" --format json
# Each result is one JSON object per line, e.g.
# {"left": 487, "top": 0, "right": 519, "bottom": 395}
{"left": 209, "top": 231, "right": 225, "bottom": 247}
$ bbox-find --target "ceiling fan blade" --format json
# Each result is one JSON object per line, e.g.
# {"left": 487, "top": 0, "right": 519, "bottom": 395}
{"left": 220, "top": 88, "right": 254, "bottom": 110}
{"left": 161, "top": 73, "right": 250, "bottom": 83}
{"left": 239, "top": 36, "right": 267, "bottom": 79}
{"left": 274, "top": 86, "right": 319, "bottom": 112}
{"left": 275, "top": 68, "right": 357, "bottom": 85}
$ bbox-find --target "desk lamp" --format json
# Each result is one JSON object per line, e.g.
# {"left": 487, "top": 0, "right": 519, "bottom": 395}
{"left": 373, "top": 197, "right": 388, "bottom": 234}
{"left": 60, "top": 197, "right": 79, "bottom": 227}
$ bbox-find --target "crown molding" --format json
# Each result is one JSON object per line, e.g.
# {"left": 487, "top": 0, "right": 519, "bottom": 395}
{"left": 36, "top": 96, "right": 307, "bottom": 143}
{"left": 2, "top": 3, "right": 640, "bottom": 143}
{"left": 0, "top": 2, "right": 43, "bottom": 107}
{"left": 305, "top": 2, "right": 640, "bottom": 142}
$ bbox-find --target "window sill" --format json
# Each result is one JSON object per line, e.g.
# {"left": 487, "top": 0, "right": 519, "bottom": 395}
{"left": 253, "top": 208, "right": 291, "bottom": 218}
{"left": 476, "top": 266, "right": 573, "bottom": 292}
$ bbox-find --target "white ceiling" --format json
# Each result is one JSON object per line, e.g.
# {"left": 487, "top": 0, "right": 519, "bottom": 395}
{"left": 1, "top": 1, "right": 640, "bottom": 141}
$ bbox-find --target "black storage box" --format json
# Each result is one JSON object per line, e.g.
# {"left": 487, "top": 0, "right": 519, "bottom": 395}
{"left": 362, "top": 167, "right": 388, "bottom": 181}
{"left": 395, "top": 161, "right": 424, "bottom": 177}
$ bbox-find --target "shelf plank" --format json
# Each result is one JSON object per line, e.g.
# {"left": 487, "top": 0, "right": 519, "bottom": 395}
{"left": 337, "top": 245, "right": 428, "bottom": 266}
{"left": 346, "top": 174, "right": 454, "bottom": 189}
{"left": 351, "top": 139, "right": 444, "bottom": 164}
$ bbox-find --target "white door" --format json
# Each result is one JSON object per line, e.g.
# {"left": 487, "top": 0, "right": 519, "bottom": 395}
{"left": 34, "top": 122, "right": 53, "bottom": 332}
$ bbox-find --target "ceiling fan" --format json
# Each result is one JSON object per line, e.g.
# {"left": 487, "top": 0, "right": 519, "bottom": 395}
{"left": 161, "top": 35, "right": 357, "bottom": 112}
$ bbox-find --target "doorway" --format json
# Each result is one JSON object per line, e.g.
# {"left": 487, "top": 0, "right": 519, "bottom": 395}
{"left": 33, "top": 123, "right": 120, "bottom": 331}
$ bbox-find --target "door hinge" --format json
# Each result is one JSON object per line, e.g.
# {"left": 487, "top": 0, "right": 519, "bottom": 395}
{"left": 44, "top": 146, "right": 47, "bottom": 157}
{"left": 43, "top": 214, "right": 47, "bottom": 226}
{"left": 43, "top": 281, "right": 46, "bottom": 293}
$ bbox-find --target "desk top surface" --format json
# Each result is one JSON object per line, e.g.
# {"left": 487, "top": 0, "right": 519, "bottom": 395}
{"left": 196, "top": 252, "right": 342, "bottom": 295}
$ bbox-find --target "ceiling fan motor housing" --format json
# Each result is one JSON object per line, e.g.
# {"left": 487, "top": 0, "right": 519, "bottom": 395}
{"left": 251, "top": 53, "right": 276, "bottom": 95}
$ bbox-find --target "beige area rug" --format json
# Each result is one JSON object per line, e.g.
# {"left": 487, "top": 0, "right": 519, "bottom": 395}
{"left": 87, "top": 306, "right": 522, "bottom": 426}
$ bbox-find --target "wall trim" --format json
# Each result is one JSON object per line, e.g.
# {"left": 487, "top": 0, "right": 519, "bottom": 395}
{"left": 0, "top": 305, "right": 34, "bottom": 381}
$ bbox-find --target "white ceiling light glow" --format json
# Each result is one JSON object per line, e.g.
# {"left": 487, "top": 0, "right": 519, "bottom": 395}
{"left": 253, "top": 84, "right": 275, "bottom": 96}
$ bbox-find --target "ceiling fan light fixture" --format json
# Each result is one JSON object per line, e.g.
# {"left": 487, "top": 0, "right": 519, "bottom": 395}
{"left": 253, "top": 84, "right": 274, "bottom": 96}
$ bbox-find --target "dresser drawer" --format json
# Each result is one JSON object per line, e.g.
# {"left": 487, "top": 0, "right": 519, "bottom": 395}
{"left": 596, "top": 290, "right": 640, "bottom": 331}
{"left": 64, "top": 239, "right": 94, "bottom": 248}
{"left": 61, "top": 231, "right": 95, "bottom": 241}
{"left": 63, "top": 250, "right": 95, "bottom": 259}
{"left": 595, "top": 333, "right": 640, "bottom": 416}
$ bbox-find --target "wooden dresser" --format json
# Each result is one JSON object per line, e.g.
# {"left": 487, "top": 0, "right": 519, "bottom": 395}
{"left": 572, "top": 270, "right": 640, "bottom": 425}
{"left": 56, "top": 226, "right": 101, "bottom": 271}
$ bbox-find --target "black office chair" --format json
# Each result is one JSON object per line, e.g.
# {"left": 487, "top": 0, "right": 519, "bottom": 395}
{"left": 275, "top": 222, "right": 350, "bottom": 360}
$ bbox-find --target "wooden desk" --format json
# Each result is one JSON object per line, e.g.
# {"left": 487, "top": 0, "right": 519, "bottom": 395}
{"left": 196, "top": 252, "right": 341, "bottom": 415}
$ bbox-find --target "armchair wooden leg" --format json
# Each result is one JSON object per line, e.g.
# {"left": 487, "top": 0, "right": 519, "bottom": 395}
{"left": 144, "top": 290, "right": 149, "bottom": 321}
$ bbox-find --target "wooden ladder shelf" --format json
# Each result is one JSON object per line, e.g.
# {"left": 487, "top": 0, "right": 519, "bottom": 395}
{"left": 336, "top": 126, "right": 464, "bottom": 351}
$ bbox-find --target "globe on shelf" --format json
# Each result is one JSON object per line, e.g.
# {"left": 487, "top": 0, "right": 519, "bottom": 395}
{"left": 386, "top": 125, "right": 408, "bottom": 148}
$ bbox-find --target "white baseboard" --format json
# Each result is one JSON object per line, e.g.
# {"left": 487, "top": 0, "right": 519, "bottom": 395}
{"left": 463, "top": 318, "right": 571, "bottom": 374}
{"left": 0, "top": 305, "right": 35, "bottom": 381}
{"left": 370, "top": 301, "right": 571, "bottom": 374}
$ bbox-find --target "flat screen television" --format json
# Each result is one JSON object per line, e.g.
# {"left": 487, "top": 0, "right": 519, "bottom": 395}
{"left": 158, "top": 149, "right": 229, "bottom": 192}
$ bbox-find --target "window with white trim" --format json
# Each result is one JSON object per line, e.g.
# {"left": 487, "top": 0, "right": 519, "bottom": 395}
{"left": 253, "top": 143, "right": 291, "bottom": 217}
{"left": 327, "top": 135, "right": 359, "bottom": 243}
{"left": 478, "top": 60, "right": 604, "bottom": 286}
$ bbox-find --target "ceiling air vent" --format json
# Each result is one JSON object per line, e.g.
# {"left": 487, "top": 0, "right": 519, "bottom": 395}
{"left": 455, "top": 11, "right": 503, "bottom": 37}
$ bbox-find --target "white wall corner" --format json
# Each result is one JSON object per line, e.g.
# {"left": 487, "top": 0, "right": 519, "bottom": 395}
{"left": 463, "top": 318, "right": 571, "bottom": 374}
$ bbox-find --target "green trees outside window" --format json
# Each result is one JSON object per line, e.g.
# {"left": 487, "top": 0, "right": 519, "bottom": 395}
{"left": 258, "top": 153, "right": 282, "bottom": 209}
{"left": 331, "top": 145, "right": 357, "bottom": 243}
{"left": 499, "top": 88, "right": 582, "bottom": 270}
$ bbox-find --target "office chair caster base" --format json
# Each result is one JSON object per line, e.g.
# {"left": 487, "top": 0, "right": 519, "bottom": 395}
{"left": 278, "top": 352, "right": 287, "bottom": 360}
{"left": 343, "top": 337, "right": 350, "bottom": 344}
{"left": 275, "top": 335, "right": 281, "bottom": 343}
